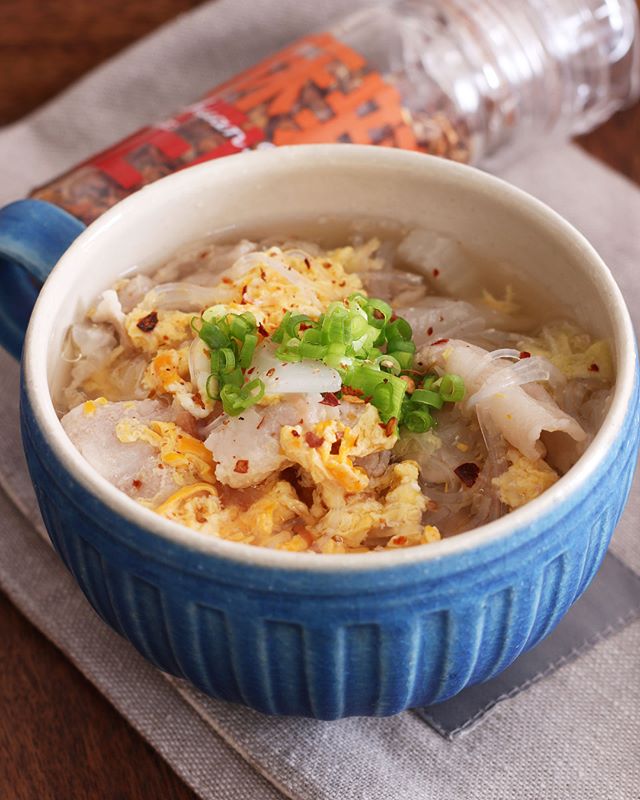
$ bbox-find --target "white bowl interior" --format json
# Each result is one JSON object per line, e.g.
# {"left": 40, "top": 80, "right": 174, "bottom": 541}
{"left": 24, "top": 145, "right": 636, "bottom": 571}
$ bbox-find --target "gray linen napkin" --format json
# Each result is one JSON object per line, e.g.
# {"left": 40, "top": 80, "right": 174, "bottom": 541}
{"left": 1, "top": 1, "right": 639, "bottom": 798}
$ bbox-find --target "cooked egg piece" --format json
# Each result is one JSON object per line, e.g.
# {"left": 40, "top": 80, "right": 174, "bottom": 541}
{"left": 492, "top": 447, "right": 559, "bottom": 509}
{"left": 518, "top": 322, "right": 614, "bottom": 382}
{"left": 125, "top": 308, "right": 194, "bottom": 353}
{"left": 280, "top": 404, "right": 397, "bottom": 494}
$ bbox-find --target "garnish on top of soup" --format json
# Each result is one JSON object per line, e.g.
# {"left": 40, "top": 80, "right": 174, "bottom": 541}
{"left": 59, "top": 233, "right": 613, "bottom": 553}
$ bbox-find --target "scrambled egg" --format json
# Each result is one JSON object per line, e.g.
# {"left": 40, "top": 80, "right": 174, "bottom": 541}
{"left": 143, "top": 348, "right": 190, "bottom": 394}
{"left": 155, "top": 479, "right": 310, "bottom": 546}
{"left": 72, "top": 238, "right": 447, "bottom": 553}
{"left": 280, "top": 404, "right": 397, "bottom": 495}
{"left": 310, "top": 461, "right": 440, "bottom": 552}
{"left": 141, "top": 346, "right": 215, "bottom": 419}
{"left": 519, "top": 322, "right": 613, "bottom": 382}
{"left": 325, "top": 238, "right": 385, "bottom": 274}
{"left": 116, "top": 418, "right": 216, "bottom": 485}
{"left": 152, "top": 459, "right": 439, "bottom": 553}
{"left": 82, "top": 396, "right": 109, "bottom": 416}
{"left": 125, "top": 309, "right": 193, "bottom": 353}
{"left": 492, "top": 447, "right": 559, "bottom": 509}
{"left": 207, "top": 246, "right": 364, "bottom": 333}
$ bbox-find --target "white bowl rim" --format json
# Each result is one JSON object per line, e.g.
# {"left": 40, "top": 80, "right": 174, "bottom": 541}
{"left": 22, "top": 144, "right": 638, "bottom": 573}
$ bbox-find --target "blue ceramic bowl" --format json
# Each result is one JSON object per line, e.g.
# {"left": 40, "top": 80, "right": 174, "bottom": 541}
{"left": 2, "top": 146, "right": 638, "bottom": 719}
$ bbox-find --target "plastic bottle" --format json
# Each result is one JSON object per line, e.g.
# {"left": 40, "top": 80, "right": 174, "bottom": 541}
{"left": 32, "top": 0, "right": 640, "bottom": 223}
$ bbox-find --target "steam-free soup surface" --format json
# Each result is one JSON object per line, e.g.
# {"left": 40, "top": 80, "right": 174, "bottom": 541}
{"left": 58, "top": 226, "right": 613, "bottom": 553}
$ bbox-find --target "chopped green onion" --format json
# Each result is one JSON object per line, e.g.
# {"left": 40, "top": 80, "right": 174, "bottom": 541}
{"left": 411, "top": 388, "right": 444, "bottom": 409}
{"left": 219, "top": 385, "right": 244, "bottom": 416}
{"left": 386, "top": 317, "right": 412, "bottom": 342}
{"left": 210, "top": 347, "right": 236, "bottom": 375}
{"left": 347, "top": 292, "right": 369, "bottom": 308}
{"left": 366, "top": 298, "right": 392, "bottom": 328}
{"left": 243, "top": 378, "right": 265, "bottom": 402}
{"left": 276, "top": 338, "right": 303, "bottom": 362}
{"left": 271, "top": 312, "right": 291, "bottom": 343}
{"left": 421, "top": 375, "right": 438, "bottom": 390}
{"left": 350, "top": 314, "right": 369, "bottom": 338}
{"left": 405, "top": 408, "right": 435, "bottom": 433}
{"left": 220, "top": 378, "right": 265, "bottom": 416}
{"left": 372, "top": 382, "right": 394, "bottom": 419}
{"left": 375, "top": 354, "right": 402, "bottom": 375}
{"left": 229, "top": 315, "right": 252, "bottom": 340}
{"left": 240, "top": 311, "right": 257, "bottom": 328}
{"left": 288, "top": 314, "right": 313, "bottom": 336}
{"left": 299, "top": 341, "right": 327, "bottom": 359}
{"left": 343, "top": 365, "right": 406, "bottom": 422}
{"left": 239, "top": 333, "right": 258, "bottom": 368}
{"left": 205, "top": 373, "right": 219, "bottom": 400}
{"left": 302, "top": 327, "right": 322, "bottom": 345}
{"left": 199, "top": 320, "right": 229, "bottom": 349}
{"left": 440, "top": 373, "right": 465, "bottom": 403}
{"left": 388, "top": 339, "right": 416, "bottom": 354}
{"left": 389, "top": 350, "right": 414, "bottom": 370}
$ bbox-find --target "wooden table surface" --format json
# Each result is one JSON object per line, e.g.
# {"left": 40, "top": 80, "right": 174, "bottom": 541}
{"left": 0, "top": 2, "right": 638, "bottom": 799}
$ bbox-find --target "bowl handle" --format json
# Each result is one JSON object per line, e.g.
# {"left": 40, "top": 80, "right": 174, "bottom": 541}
{"left": 0, "top": 199, "right": 86, "bottom": 360}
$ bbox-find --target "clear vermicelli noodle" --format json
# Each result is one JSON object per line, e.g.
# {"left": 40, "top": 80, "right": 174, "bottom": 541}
{"left": 58, "top": 230, "right": 614, "bottom": 553}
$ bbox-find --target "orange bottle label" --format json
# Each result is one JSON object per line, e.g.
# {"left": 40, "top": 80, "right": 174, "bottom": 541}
{"left": 31, "top": 34, "right": 419, "bottom": 224}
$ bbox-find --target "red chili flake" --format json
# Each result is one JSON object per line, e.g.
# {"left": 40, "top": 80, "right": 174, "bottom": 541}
{"left": 372, "top": 308, "right": 385, "bottom": 321}
{"left": 320, "top": 392, "right": 339, "bottom": 406}
{"left": 432, "top": 268, "right": 440, "bottom": 278}
{"left": 342, "top": 385, "right": 364, "bottom": 397}
{"left": 241, "top": 285, "right": 248, "bottom": 303}
{"left": 266, "top": 368, "right": 276, "bottom": 378}
{"left": 431, "top": 338, "right": 450, "bottom": 346}
{"left": 427, "top": 326, "right": 433, "bottom": 336}
{"left": 323, "top": 262, "right": 332, "bottom": 269}
{"left": 305, "top": 431, "right": 324, "bottom": 448}
{"left": 192, "top": 392, "right": 205, "bottom": 409}
{"left": 256, "top": 416, "right": 266, "bottom": 430}
{"left": 246, "top": 367, "right": 255, "bottom": 375}
{"left": 393, "top": 535, "right": 407, "bottom": 546}
{"left": 338, "top": 281, "right": 346, "bottom": 287}
{"left": 519, "top": 351, "right": 531, "bottom": 359}
{"left": 589, "top": 363, "right": 600, "bottom": 372}
{"left": 299, "top": 323, "right": 312, "bottom": 332}
{"left": 257, "top": 323, "right": 269, "bottom": 337}
{"left": 136, "top": 310, "right": 158, "bottom": 332}
{"left": 330, "top": 435, "right": 343, "bottom": 455}
{"left": 385, "top": 417, "right": 398, "bottom": 436}
{"left": 303, "top": 258, "right": 311, "bottom": 270}
{"left": 390, "top": 314, "right": 398, "bottom": 322}
{"left": 199, "top": 251, "right": 208, "bottom": 260}
{"left": 234, "top": 459, "right": 249, "bottom": 474}
{"left": 454, "top": 462, "right": 480, "bottom": 487}
{"left": 157, "top": 463, "right": 164, "bottom": 470}
{"left": 260, "top": 268, "right": 266, "bottom": 280}
{"left": 291, "top": 429, "right": 300, "bottom": 438}
{"left": 131, "top": 479, "right": 142, "bottom": 489}
{"left": 221, "top": 277, "right": 233, "bottom": 285}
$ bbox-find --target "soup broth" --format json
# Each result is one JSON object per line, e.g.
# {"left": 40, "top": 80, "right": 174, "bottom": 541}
{"left": 57, "top": 223, "right": 613, "bottom": 552}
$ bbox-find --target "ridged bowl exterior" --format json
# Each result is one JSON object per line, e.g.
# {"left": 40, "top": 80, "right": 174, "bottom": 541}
{"left": 20, "top": 369, "right": 640, "bottom": 720}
